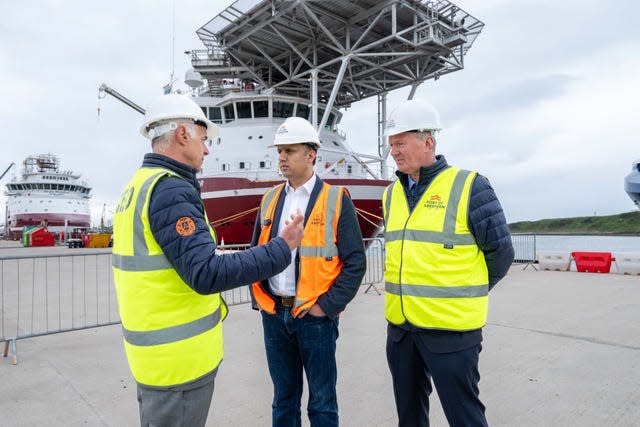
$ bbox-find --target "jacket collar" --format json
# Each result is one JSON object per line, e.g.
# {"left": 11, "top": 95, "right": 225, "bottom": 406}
{"left": 395, "top": 154, "right": 448, "bottom": 188}
{"left": 142, "top": 153, "right": 201, "bottom": 191}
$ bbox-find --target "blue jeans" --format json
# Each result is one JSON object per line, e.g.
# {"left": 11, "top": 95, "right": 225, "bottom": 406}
{"left": 261, "top": 308, "right": 340, "bottom": 427}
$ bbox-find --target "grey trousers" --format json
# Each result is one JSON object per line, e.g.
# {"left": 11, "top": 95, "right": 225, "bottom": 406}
{"left": 136, "top": 376, "right": 215, "bottom": 427}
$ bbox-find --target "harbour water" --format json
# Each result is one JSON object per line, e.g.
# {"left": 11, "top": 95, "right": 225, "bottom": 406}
{"left": 532, "top": 234, "right": 640, "bottom": 253}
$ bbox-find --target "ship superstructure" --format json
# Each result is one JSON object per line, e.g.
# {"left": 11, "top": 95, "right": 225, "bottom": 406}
{"left": 4, "top": 154, "right": 91, "bottom": 239}
{"left": 99, "top": 0, "right": 484, "bottom": 243}
{"left": 183, "top": 0, "right": 484, "bottom": 243}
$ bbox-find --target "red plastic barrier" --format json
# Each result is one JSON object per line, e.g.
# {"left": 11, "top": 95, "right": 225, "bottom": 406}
{"left": 570, "top": 252, "right": 615, "bottom": 273}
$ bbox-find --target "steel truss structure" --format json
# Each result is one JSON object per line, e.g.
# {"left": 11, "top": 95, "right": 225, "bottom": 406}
{"left": 190, "top": 0, "right": 483, "bottom": 174}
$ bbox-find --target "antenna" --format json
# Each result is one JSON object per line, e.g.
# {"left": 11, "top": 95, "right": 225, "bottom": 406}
{"left": 164, "top": 0, "right": 177, "bottom": 94}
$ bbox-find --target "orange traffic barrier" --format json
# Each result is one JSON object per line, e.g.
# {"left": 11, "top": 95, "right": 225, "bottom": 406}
{"left": 570, "top": 252, "right": 615, "bottom": 273}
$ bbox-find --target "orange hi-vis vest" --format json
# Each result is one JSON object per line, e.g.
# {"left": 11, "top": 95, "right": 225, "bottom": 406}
{"left": 252, "top": 181, "right": 345, "bottom": 317}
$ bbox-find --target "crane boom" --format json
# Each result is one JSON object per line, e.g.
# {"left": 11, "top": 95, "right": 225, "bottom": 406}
{"left": 0, "top": 162, "right": 15, "bottom": 181}
{"left": 98, "top": 83, "right": 146, "bottom": 115}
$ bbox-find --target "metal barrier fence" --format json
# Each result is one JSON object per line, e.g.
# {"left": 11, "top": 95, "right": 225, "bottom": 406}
{"left": 511, "top": 234, "right": 538, "bottom": 269}
{"left": 1, "top": 240, "right": 386, "bottom": 364}
{"left": 362, "top": 238, "right": 385, "bottom": 294}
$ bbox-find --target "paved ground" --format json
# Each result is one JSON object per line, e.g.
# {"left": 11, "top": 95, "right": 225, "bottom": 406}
{"left": 2, "top": 266, "right": 639, "bottom": 426}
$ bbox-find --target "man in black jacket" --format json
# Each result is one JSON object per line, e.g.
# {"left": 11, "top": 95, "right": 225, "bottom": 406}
{"left": 250, "top": 117, "right": 366, "bottom": 427}
{"left": 112, "top": 94, "right": 304, "bottom": 427}
{"left": 382, "top": 99, "right": 514, "bottom": 427}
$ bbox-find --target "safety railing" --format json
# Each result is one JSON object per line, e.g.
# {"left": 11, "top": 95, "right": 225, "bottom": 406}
{"left": 1, "top": 240, "right": 386, "bottom": 365}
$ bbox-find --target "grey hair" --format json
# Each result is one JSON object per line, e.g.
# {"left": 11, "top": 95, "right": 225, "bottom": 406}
{"left": 151, "top": 121, "right": 199, "bottom": 152}
{"left": 415, "top": 131, "right": 437, "bottom": 151}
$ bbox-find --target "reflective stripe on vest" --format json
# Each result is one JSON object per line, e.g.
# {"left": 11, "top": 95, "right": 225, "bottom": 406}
{"left": 251, "top": 182, "right": 343, "bottom": 316}
{"left": 383, "top": 167, "right": 489, "bottom": 331}
{"left": 112, "top": 172, "right": 173, "bottom": 271}
{"left": 112, "top": 167, "right": 225, "bottom": 387}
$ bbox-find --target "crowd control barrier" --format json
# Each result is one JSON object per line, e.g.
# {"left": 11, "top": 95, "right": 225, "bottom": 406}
{"left": 510, "top": 234, "right": 537, "bottom": 270}
{"left": 2, "top": 239, "right": 386, "bottom": 364}
{"left": 614, "top": 253, "right": 640, "bottom": 275}
{"left": 537, "top": 251, "right": 572, "bottom": 271}
{"left": 570, "top": 252, "right": 615, "bottom": 273}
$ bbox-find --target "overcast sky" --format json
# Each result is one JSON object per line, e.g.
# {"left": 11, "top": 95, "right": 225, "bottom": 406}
{"left": 1, "top": 0, "right": 639, "bottom": 226}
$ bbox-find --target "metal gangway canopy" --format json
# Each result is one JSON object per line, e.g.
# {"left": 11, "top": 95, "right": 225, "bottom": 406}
{"left": 191, "top": 0, "right": 484, "bottom": 176}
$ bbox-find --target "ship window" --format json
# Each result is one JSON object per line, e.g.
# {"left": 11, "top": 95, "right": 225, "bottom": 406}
{"left": 223, "top": 104, "right": 235, "bottom": 123}
{"left": 208, "top": 107, "right": 222, "bottom": 124}
{"left": 37, "top": 184, "right": 44, "bottom": 189}
{"left": 239, "top": 162, "right": 246, "bottom": 169}
{"left": 221, "top": 163, "right": 230, "bottom": 172}
{"left": 259, "top": 161, "right": 265, "bottom": 168}
{"left": 296, "top": 104, "right": 310, "bottom": 120}
{"left": 326, "top": 113, "right": 335, "bottom": 129}
{"left": 273, "top": 101, "right": 294, "bottom": 118}
{"left": 201, "top": 107, "right": 207, "bottom": 117}
{"left": 347, "top": 165, "right": 352, "bottom": 174}
{"left": 237, "top": 102, "right": 252, "bottom": 119}
{"left": 44, "top": 184, "right": 51, "bottom": 190}
{"left": 253, "top": 101, "right": 268, "bottom": 118}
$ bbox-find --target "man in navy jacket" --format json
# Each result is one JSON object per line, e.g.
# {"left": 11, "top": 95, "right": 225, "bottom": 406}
{"left": 383, "top": 99, "right": 514, "bottom": 427}
{"left": 114, "top": 94, "right": 304, "bottom": 427}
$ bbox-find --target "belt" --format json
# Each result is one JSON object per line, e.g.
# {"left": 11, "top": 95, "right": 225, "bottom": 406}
{"left": 279, "top": 296, "right": 295, "bottom": 307}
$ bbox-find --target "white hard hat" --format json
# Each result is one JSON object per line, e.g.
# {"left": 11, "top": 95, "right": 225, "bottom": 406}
{"left": 140, "top": 94, "right": 219, "bottom": 140}
{"left": 271, "top": 117, "right": 321, "bottom": 148}
{"left": 383, "top": 99, "right": 442, "bottom": 137}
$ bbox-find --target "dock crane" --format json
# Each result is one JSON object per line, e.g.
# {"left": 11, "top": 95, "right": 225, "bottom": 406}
{"left": 98, "top": 83, "right": 146, "bottom": 115}
{"left": 0, "top": 162, "right": 15, "bottom": 181}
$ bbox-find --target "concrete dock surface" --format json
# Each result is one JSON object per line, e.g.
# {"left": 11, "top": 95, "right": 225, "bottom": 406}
{"left": 2, "top": 266, "right": 639, "bottom": 426}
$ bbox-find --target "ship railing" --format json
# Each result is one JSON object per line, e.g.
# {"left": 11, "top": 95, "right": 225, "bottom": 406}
{"left": 1, "top": 238, "right": 385, "bottom": 365}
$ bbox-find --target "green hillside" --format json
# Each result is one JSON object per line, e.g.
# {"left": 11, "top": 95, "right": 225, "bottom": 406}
{"left": 509, "top": 211, "right": 640, "bottom": 235}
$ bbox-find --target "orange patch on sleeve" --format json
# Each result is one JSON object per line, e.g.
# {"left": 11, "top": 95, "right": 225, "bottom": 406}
{"left": 176, "top": 217, "right": 196, "bottom": 237}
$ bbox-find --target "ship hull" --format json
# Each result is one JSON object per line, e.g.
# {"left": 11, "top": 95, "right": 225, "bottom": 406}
{"left": 200, "top": 177, "right": 390, "bottom": 244}
{"left": 624, "top": 161, "right": 640, "bottom": 209}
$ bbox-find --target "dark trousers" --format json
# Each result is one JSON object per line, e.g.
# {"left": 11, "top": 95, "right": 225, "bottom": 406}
{"left": 386, "top": 329, "right": 487, "bottom": 427}
{"left": 261, "top": 308, "right": 340, "bottom": 427}
{"left": 136, "top": 376, "right": 215, "bottom": 427}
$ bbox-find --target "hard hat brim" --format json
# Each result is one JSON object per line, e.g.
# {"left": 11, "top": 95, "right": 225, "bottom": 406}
{"left": 140, "top": 116, "right": 219, "bottom": 140}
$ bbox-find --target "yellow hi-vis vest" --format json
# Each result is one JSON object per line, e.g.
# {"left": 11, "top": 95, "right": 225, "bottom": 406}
{"left": 382, "top": 167, "right": 489, "bottom": 331}
{"left": 112, "top": 167, "right": 227, "bottom": 387}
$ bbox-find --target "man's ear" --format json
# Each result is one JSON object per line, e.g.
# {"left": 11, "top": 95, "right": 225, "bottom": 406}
{"left": 425, "top": 135, "right": 435, "bottom": 151}
{"left": 174, "top": 124, "right": 189, "bottom": 146}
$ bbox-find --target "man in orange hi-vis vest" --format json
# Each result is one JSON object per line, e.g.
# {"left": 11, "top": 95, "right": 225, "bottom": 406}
{"left": 250, "top": 116, "right": 366, "bottom": 427}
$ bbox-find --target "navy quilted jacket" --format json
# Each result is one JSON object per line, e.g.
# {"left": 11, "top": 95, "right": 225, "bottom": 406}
{"left": 388, "top": 154, "right": 514, "bottom": 351}
{"left": 397, "top": 155, "right": 514, "bottom": 289}
{"left": 143, "top": 153, "right": 291, "bottom": 295}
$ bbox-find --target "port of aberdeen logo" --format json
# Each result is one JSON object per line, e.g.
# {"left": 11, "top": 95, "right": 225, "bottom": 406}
{"left": 424, "top": 194, "right": 445, "bottom": 209}
{"left": 176, "top": 216, "right": 196, "bottom": 237}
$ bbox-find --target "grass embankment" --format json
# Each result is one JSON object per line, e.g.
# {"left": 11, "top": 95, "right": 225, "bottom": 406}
{"left": 509, "top": 211, "right": 640, "bottom": 235}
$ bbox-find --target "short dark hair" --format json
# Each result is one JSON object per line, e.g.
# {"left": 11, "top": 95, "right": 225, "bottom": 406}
{"left": 304, "top": 143, "right": 318, "bottom": 165}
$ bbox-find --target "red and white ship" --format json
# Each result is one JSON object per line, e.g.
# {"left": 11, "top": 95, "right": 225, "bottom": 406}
{"left": 183, "top": 1, "right": 483, "bottom": 244}
{"left": 101, "top": 1, "right": 483, "bottom": 244}
{"left": 4, "top": 154, "right": 91, "bottom": 239}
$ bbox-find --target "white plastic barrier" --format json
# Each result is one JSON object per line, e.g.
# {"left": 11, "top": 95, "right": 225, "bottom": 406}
{"left": 613, "top": 252, "right": 640, "bottom": 276}
{"left": 537, "top": 251, "right": 571, "bottom": 271}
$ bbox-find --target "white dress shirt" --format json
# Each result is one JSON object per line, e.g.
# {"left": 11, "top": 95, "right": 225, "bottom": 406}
{"left": 268, "top": 173, "right": 317, "bottom": 297}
